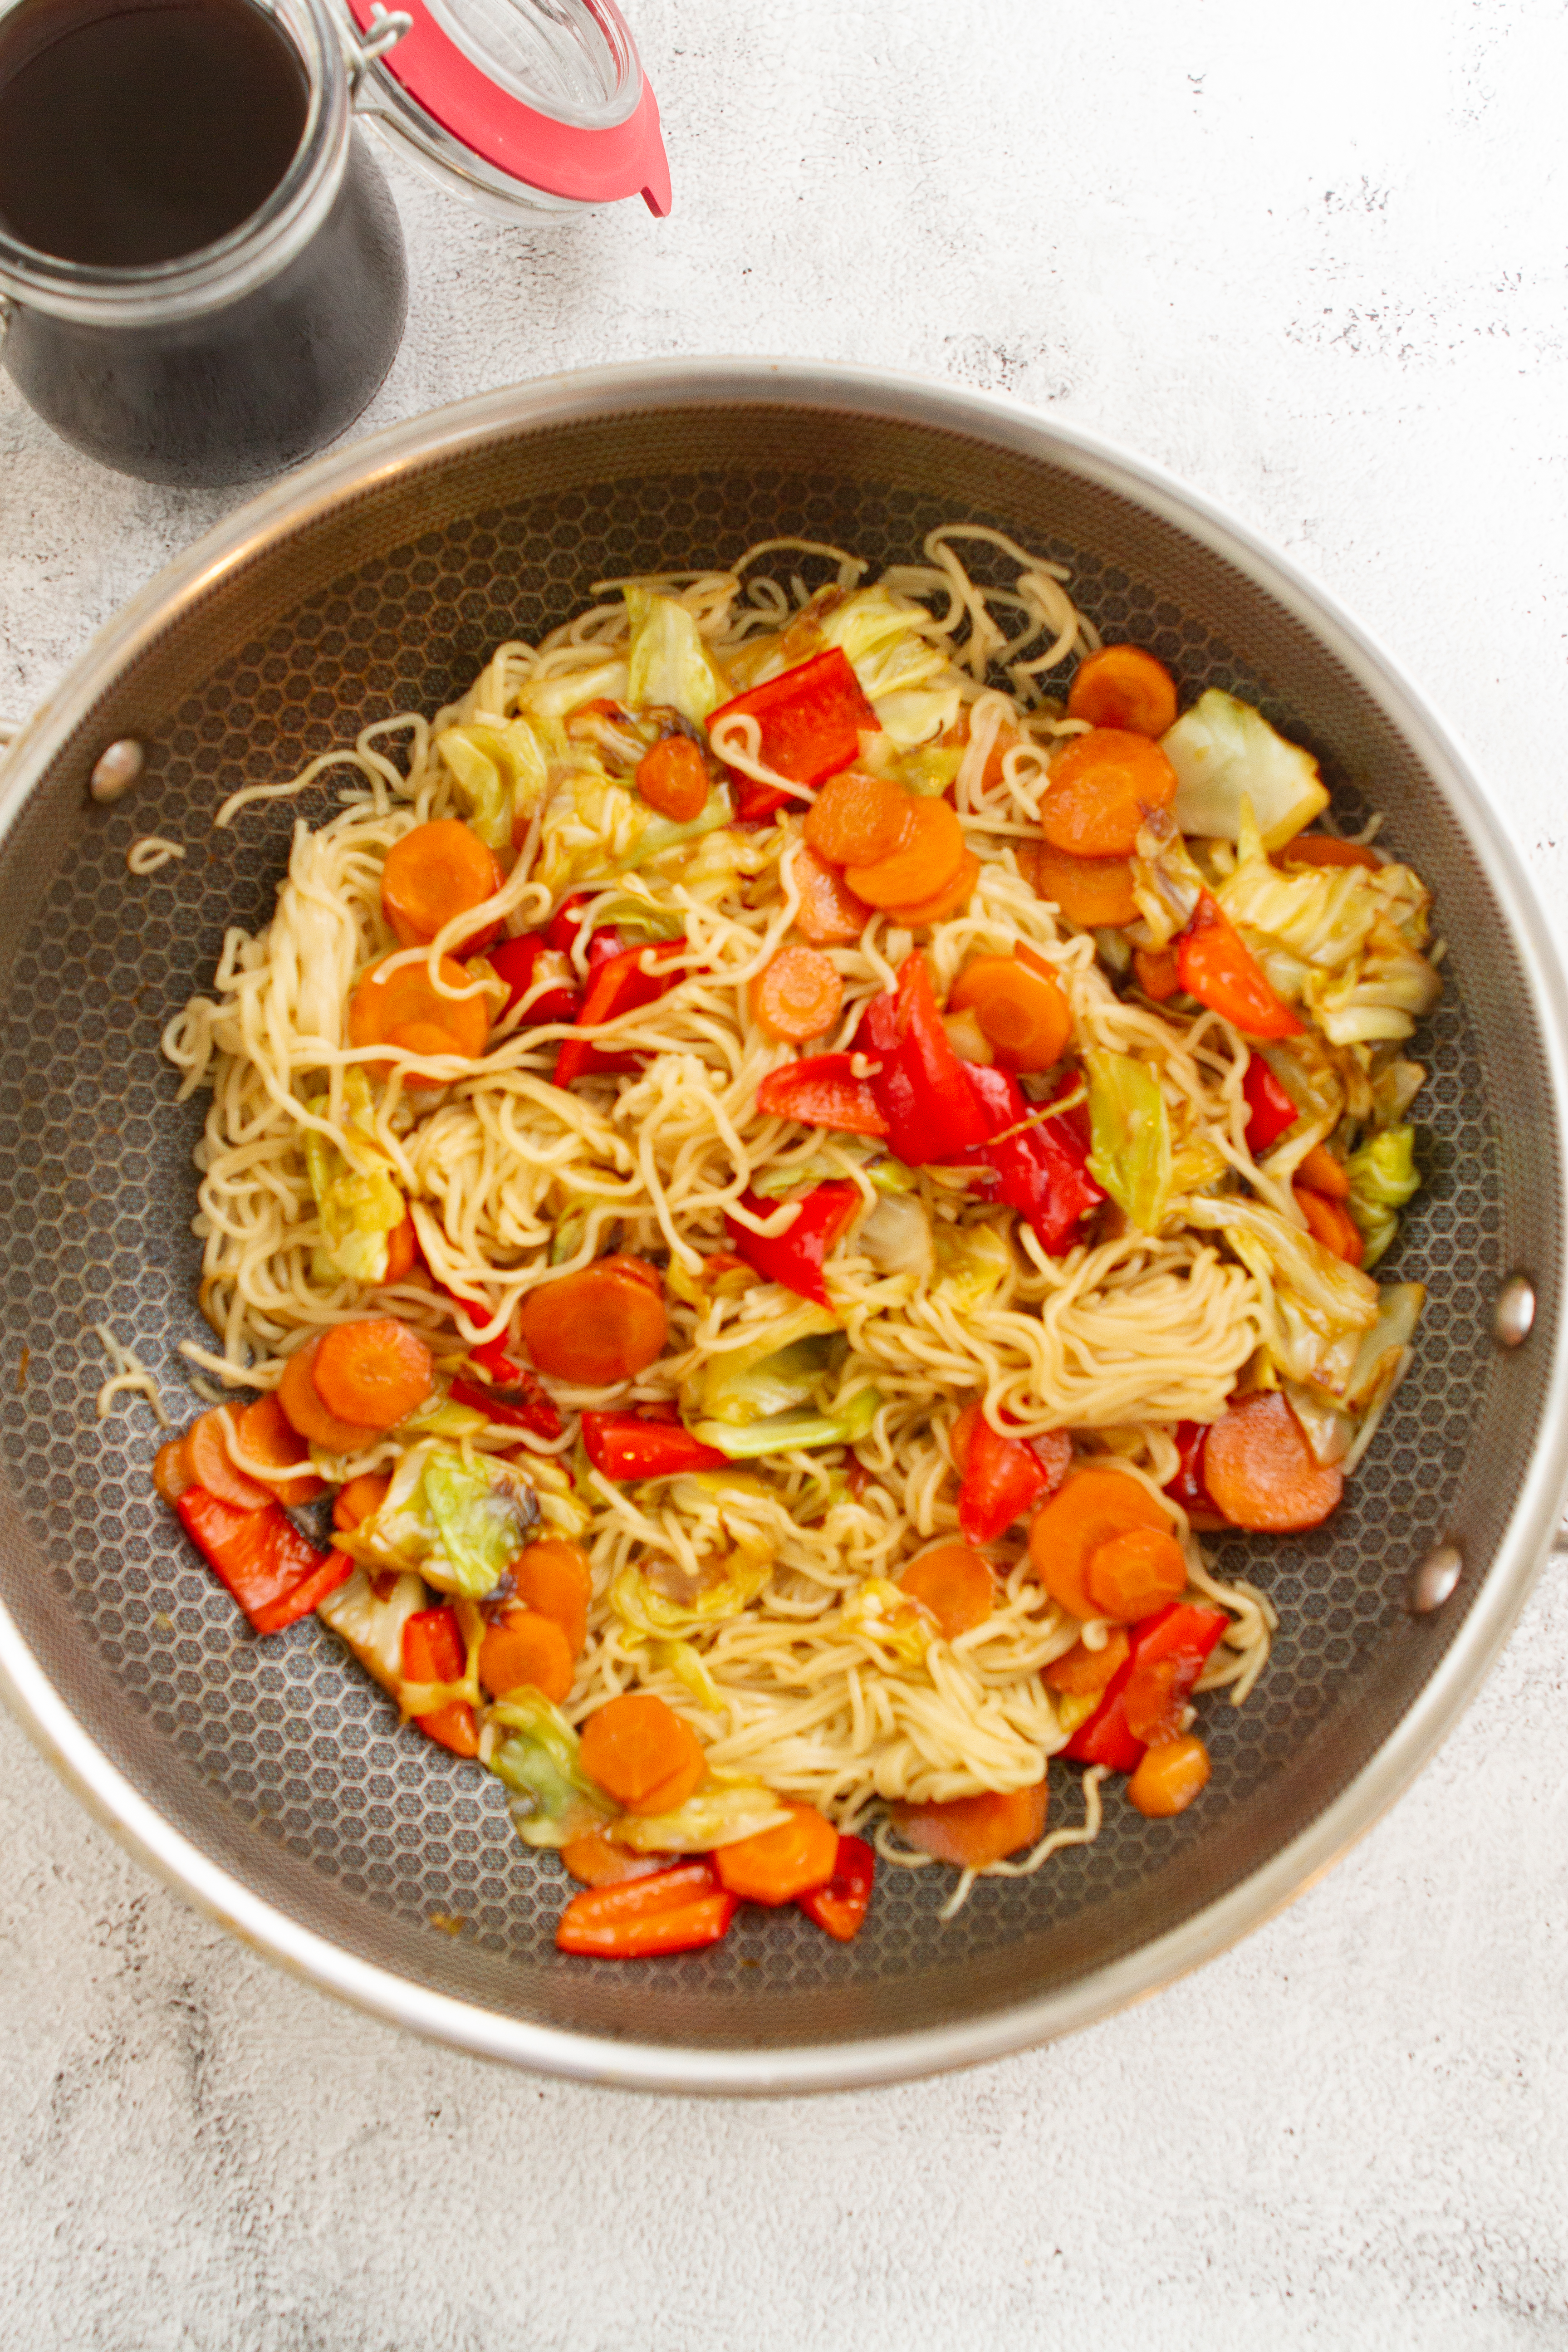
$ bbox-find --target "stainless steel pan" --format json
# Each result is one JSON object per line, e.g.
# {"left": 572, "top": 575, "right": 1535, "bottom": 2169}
{"left": 2, "top": 360, "right": 1565, "bottom": 2092}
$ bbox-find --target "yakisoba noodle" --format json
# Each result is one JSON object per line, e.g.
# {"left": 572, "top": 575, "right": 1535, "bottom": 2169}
{"left": 154, "top": 526, "right": 1441, "bottom": 1946}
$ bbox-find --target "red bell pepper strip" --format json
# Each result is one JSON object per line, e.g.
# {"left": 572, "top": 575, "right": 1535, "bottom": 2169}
{"left": 402, "top": 1605, "right": 479, "bottom": 1758}
{"left": 798, "top": 1833, "right": 875, "bottom": 1941}
{"left": 581, "top": 1411, "right": 728, "bottom": 1481}
{"left": 554, "top": 939, "right": 685, "bottom": 1088}
{"left": 862, "top": 952, "right": 993, "bottom": 1167}
{"left": 1164, "top": 1421, "right": 1223, "bottom": 1522}
{"left": 1063, "top": 1602, "right": 1229, "bottom": 1774}
{"left": 556, "top": 1857, "right": 740, "bottom": 1957}
{"left": 1177, "top": 893, "right": 1303, "bottom": 1040}
{"left": 175, "top": 1486, "right": 351, "bottom": 1635}
{"left": 756, "top": 1053, "right": 888, "bottom": 1138}
{"left": 958, "top": 1417, "right": 1071, "bottom": 1546}
{"left": 489, "top": 931, "right": 582, "bottom": 1027}
{"left": 725, "top": 1181, "right": 860, "bottom": 1308}
{"left": 546, "top": 892, "right": 626, "bottom": 964}
{"left": 960, "top": 1063, "right": 1105, "bottom": 1254}
{"left": 1241, "top": 1053, "right": 1300, "bottom": 1154}
{"left": 709, "top": 646, "right": 876, "bottom": 796}
{"left": 449, "top": 1370, "right": 563, "bottom": 1442}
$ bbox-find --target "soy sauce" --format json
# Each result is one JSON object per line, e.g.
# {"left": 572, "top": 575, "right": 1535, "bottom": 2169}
{"left": 0, "top": 0, "right": 308, "bottom": 266}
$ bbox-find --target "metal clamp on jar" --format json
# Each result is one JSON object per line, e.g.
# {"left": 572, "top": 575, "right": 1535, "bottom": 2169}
{"left": 0, "top": 0, "right": 669, "bottom": 487}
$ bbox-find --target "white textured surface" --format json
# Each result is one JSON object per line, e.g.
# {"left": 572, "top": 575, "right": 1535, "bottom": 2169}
{"left": 4, "top": 0, "right": 1568, "bottom": 2342}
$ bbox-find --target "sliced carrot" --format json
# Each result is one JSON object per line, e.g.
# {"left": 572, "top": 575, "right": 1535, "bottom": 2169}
{"left": 555, "top": 1863, "right": 736, "bottom": 1957}
{"left": 517, "top": 1258, "right": 667, "bottom": 1386}
{"left": 751, "top": 945, "right": 843, "bottom": 1044}
{"left": 892, "top": 1781, "right": 1048, "bottom": 1870}
{"left": 948, "top": 956, "right": 1072, "bottom": 1071}
{"left": 1066, "top": 645, "right": 1179, "bottom": 738}
{"left": 382, "top": 1209, "right": 418, "bottom": 1283}
{"left": 1133, "top": 945, "right": 1181, "bottom": 1002}
{"left": 152, "top": 1435, "right": 194, "bottom": 1505}
{"left": 635, "top": 734, "right": 710, "bottom": 822}
{"left": 1293, "top": 1184, "right": 1364, "bottom": 1265}
{"left": 185, "top": 1409, "right": 274, "bottom": 1512}
{"left": 311, "top": 1316, "right": 435, "bottom": 1431}
{"left": 1042, "top": 729, "right": 1177, "bottom": 859}
{"left": 381, "top": 820, "right": 503, "bottom": 953}
{"left": 478, "top": 1607, "right": 575, "bottom": 1704}
{"left": 1042, "top": 1627, "right": 1130, "bottom": 1695}
{"left": 792, "top": 841, "right": 873, "bottom": 946}
{"left": 1024, "top": 840, "right": 1140, "bottom": 928}
{"left": 804, "top": 770, "right": 916, "bottom": 867}
{"left": 332, "top": 1470, "right": 391, "bottom": 1530}
{"left": 1280, "top": 833, "right": 1379, "bottom": 871}
{"left": 513, "top": 1537, "right": 593, "bottom": 1656}
{"left": 578, "top": 1691, "right": 706, "bottom": 1814}
{"left": 714, "top": 1803, "right": 839, "bottom": 1905}
{"left": 1295, "top": 1142, "right": 1351, "bottom": 1200}
{"left": 276, "top": 1339, "right": 382, "bottom": 1453}
{"left": 880, "top": 848, "right": 980, "bottom": 929}
{"left": 898, "top": 1544, "right": 995, "bottom": 1641}
{"left": 1128, "top": 1734, "right": 1210, "bottom": 1818}
{"left": 1202, "top": 1390, "right": 1344, "bottom": 1531}
{"left": 1083, "top": 1525, "right": 1188, "bottom": 1622}
{"left": 1026, "top": 1465, "right": 1175, "bottom": 1620}
{"left": 844, "top": 795, "right": 965, "bottom": 908}
{"left": 348, "top": 952, "right": 490, "bottom": 1069}
{"left": 1176, "top": 894, "right": 1303, "bottom": 1040}
{"left": 560, "top": 1830, "right": 668, "bottom": 1887}
{"left": 235, "top": 1392, "right": 327, "bottom": 1504}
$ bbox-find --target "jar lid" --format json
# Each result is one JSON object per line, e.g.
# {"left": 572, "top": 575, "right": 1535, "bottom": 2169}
{"left": 343, "top": 0, "right": 670, "bottom": 217}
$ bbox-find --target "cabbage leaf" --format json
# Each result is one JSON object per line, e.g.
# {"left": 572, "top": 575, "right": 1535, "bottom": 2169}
{"left": 303, "top": 1068, "right": 405, "bottom": 1285}
{"left": 1084, "top": 1051, "right": 1172, "bottom": 1233}
{"left": 333, "top": 1438, "right": 538, "bottom": 1600}
{"left": 691, "top": 1385, "right": 882, "bottom": 1460}
{"left": 1186, "top": 1192, "right": 1381, "bottom": 1399}
{"left": 317, "top": 1566, "right": 426, "bottom": 1693}
{"left": 624, "top": 588, "right": 729, "bottom": 725}
{"left": 488, "top": 1691, "right": 612, "bottom": 1847}
{"left": 1347, "top": 1124, "right": 1420, "bottom": 1269}
{"left": 617, "top": 1779, "right": 789, "bottom": 1853}
{"left": 1161, "top": 689, "right": 1329, "bottom": 851}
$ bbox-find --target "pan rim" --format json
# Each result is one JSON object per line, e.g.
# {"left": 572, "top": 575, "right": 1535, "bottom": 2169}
{"left": 3, "top": 356, "right": 1566, "bottom": 2094}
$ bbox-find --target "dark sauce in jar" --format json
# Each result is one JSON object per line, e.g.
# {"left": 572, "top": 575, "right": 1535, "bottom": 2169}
{"left": 0, "top": 0, "right": 408, "bottom": 486}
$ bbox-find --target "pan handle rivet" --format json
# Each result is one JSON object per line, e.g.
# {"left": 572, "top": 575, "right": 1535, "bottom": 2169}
{"left": 89, "top": 738, "right": 145, "bottom": 803}
{"left": 1494, "top": 1274, "right": 1536, "bottom": 1347}
{"left": 1409, "top": 1542, "right": 1462, "bottom": 1613}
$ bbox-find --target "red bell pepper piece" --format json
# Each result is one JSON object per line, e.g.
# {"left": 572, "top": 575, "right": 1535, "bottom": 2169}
{"left": 402, "top": 1605, "right": 478, "bottom": 1758}
{"left": 1241, "top": 1053, "right": 1300, "bottom": 1154}
{"left": 175, "top": 1486, "right": 351, "bottom": 1635}
{"left": 862, "top": 952, "right": 993, "bottom": 1166}
{"left": 489, "top": 931, "right": 582, "bottom": 1027}
{"left": 960, "top": 1063, "right": 1105, "bottom": 1254}
{"left": 546, "top": 892, "right": 627, "bottom": 966}
{"left": 1063, "top": 1601, "right": 1229, "bottom": 1774}
{"left": 709, "top": 647, "right": 876, "bottom": 795}
{"left": 581, "top": 1411, "right": 728, "bottom": 1481}
{"left": 958, "top": 1417, "right": 1071, "bottom": 1546}
{"left": 1177, "top": 893, "right": 1303, "bottom": 1039}
{"left": 725, "top": 1181, "right": 860, "bottom": 1308}
{"left": 556, "top": 1857, "right": 740, "bottom": 1957}
{"left": 554, "top": 938, "right": 685, "bottom": 1088}
{"left": 449, "top": 1370, "right": 563, "bottom": 1441}
{"left": 1164, "top": 1420, "right": 1225, "bottom": 1525}
{"left": 798, "top": 1833, "right": 875, "bottom": 1942}
{"left": 755, "top": 1053, "right": 888, "bottom": 1138}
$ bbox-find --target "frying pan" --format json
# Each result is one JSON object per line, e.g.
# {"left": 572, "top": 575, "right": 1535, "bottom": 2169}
{"left": 2, "top": 360, "right": 1565, "bottom": 2093}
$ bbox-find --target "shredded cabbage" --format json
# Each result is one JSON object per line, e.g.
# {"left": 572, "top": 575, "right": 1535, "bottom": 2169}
{"left": 692, "top": 1386, "right": 882, "bottom": 1460}
{"left": 624, "top": 588, "right": 728, "bottom": 725}
{"left": 817, "top": 586, "right": 962, "bottom": 744}
{"left": 688, "top": 1303, "right": 841, "bottom": 1428}
{"left": 1347, "top": 1125, "right": 1420, "bottom": 1269}
{"left": 302, "top": 1069, "right": 405, "bottom": 1284}
{"left": 610, "top": 1551, "right": 773, "bottom": 1638}
{"left": 536, "top": 764, "right": 735, "bottom": 895}
{"left": 842, "top": 1576, "right": 932, "bottom": 1664}
{"left": 1185, "top": 1193, "right": 1380, "bottom": 1399}
{"left": 1161, "top": 689, "right": 1329, "bottom": 851}
{"left": 317, "top": 1566, "right": 426, "bottom": 1693}
{"left": 856, "top": 1189, "right": 935, "bottom": 1280}
{"left": 333, "top": 1438, "right": 538, "bottom": 1600}
{"left": 437, "top": 718, "right": 550, "bottom": 850}
{"left": 1084, "top": 1051, "right": 1172, "bottom": 1233}
{"left": 488, "top": 1692, "right": 612, "bottom": 1847}
{"left": 617, "top": 1779, "right": 789, "bottom": 1853}
{"left": 931, "top": 1220, "right": 1011, "bottom": 1311}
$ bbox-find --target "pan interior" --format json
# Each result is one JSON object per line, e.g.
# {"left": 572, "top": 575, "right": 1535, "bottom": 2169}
{"left": 0, "top": 401, "right": 1554, "bottom": 2057}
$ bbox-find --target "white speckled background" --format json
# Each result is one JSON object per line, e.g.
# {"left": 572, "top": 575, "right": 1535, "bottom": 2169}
{"left": 3, "top": 0, "right": 1568, "bottom": 2342}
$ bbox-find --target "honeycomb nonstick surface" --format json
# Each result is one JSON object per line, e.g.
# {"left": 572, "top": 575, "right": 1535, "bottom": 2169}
{"left": 0, "top": 404, "right": 1553, "bottom": 2055}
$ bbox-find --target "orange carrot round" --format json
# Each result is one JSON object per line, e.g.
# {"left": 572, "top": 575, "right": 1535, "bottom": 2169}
{"left": 714, "top": 1804, "right": 839, "bottom": 1904}
{"left": 881, "top": 848, "right": 980, "bottom": 929}
{"left": 517, "top": 1259, "right": 667, "bottom": 1386}
{"left": 1024, "top": 840, "right": 1140, "bottom": 928}
{"left": 752, "top": 945, "right": 843, "bottom": 1043}
{"left": 1280, "top": 834, "right": 1379, "bottom": 871}
{"left": 1294, "top": 1184, "right": 1364, "bottom": 1266}
{"left": 636, "top": 734, "right": 710, "bottom": 823}
{"left": 152, "top": 1435, "right": 194, "bottom": 1505}
{"left": 1027, "top": 1465, "right": 1175, "bottom": 1619}
{"left": 1066, "top": 645, "right": 1179, "bottom": 738}
{"left": 382, "top": 1209, "right": 418, "bottom": 1283}
{"left": 892, "top": 1781, "right": 1048, "bottom": 1869}
{"left": 478, "top": 1607, "right": 575, "bottom": 1704}
{"left": 1133, "top": 945, "right": 1181, "bottom": 1002}
{"left": 513, "top": 1537, "right": 594, "bottom": 1656}
{"left": 1042, "top": 729, "right": 1177, "bottom": 859}
{"left": 348, "top": 952, "right": 490, "bottom": 1068}
{"left": 1083, "top": 1524, "right": 1188, "bottom": 1622}
{"left": 948, "top": 956, "right": 1072, "bottom": 1071}
{"left": 235, "top": 1393, "right": 328, "bottom": 1503}
{"left": 185, "top": 1409, "right": 274, "bottom": 1512}
{"left": 1176, "top": 894, "right": 1302, "bottom": 1040}
{"left": 898, "top": 1544, "right": 995, "bottom": 1641}
{"left": 332, "top": 1470, "right": 391, "bottom": 1530}
{"left": 791, "top": 842, "right": 872, "bottom": 945}
{"left": 804, "top": 770, "right": 916, "bottom": 867}
{"left": 560, "top": 1831, "right": 668, "bottom": 1887}
{"left": 1128, "top": 1734, "right": 1211, "bottom": 1817}
{"left": 276, "top": 1340, "right": 381, "bottom": 1451}
{"left": 1202, "top": 1390, "right": 1343, "bottom": 1531}
{"left": 844, "top": 795, "right": 965, "bottom": 908}
{"left": 381, "top": 820, "right": 503, "bottom": 952}
{"left": 1295, "top": 1143, "right": 1351, "bottom": 1200}
{"left": 311, "top": 1317, "right": 434, "bottom": 1432}
{"left": 1042, "top": 1628, "right": 1130, "bottom": 1695}
{"left": 579, "top": 1692, "right": 706, "bottom": 1813}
